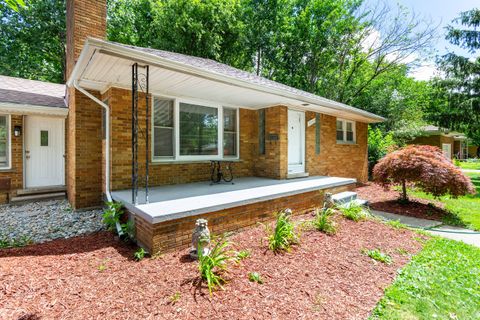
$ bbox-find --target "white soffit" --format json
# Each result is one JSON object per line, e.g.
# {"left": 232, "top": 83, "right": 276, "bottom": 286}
{"left": 72, "top": 39, "right": 385, "bottom": 123}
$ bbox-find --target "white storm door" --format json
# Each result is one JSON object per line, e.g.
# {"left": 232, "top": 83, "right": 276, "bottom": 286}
{"left": 25, "top": 116, "right": 65, "bottom": 188}
{"left": 287, "top": 109, "right": 305, "bottom": 174}
{"left": 442, "top": 143, "right": 452, "bottom": 160}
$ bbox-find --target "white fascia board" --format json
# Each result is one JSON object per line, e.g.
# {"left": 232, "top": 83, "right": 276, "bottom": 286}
{"left": 69, "top": 37, "right": 386, "bottom": 123}
{"left": 0, "top": 102, "right": 68, "bottom": 117}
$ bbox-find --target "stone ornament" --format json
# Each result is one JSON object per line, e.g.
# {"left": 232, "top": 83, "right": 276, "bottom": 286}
{"left": 190, "top": 218, "right": 211, "bottom": 259}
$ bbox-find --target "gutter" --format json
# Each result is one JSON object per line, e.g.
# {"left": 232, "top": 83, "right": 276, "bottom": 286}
{"left": 68, "top": 38, "right": 386, "bottom": 123}
{"left": 73, "top": 80, "right": 123, "bottom": 236}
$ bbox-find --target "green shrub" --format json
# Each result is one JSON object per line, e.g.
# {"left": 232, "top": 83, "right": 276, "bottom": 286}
{"left": 0, "top": 235, "right": 32, "bottom": 248}
{"left": 362, "top": 248, "right": 393, "bottom": 264}
{"left": 102, "top": 201, "right": 124, "bottom": 231}
{"left": 198, "top": 236, "right": 235, "bottom": 294}
{"left": 265, "top": 211, "right": 299, "bottom": 252}
{"left": 248, "top": 272, "right": 264, "bottom": 284}
{"left": 339, "top": 203, "right": 369, "bottom": 222}
{"left": 133, "top": 247, "right": 146, "bottom": 261}
{"left": 103, "top": 201, "right": 135, "bottom": 240}
{"left": 312, "top": 208, "right": 337, "bottom": 235}
{"left": 235, "top": 249, "right": 251, "bottom": 261}
{"left": 368, "top": 127, "right": 396, "bottom": 173}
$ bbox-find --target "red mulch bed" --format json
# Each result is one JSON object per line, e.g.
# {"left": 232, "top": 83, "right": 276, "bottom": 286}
{"left": 0, "top": 214, "right": 425, "bottom": 320}
{"left": 357, "top": 182, "right": 448, "bottom": 221}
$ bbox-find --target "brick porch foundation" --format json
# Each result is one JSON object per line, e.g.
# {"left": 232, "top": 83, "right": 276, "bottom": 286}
{"left": 133, "top": 184, "right": 355, "bottom": 254}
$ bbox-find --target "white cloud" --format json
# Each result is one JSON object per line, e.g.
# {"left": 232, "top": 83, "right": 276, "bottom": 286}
{"left": 409, "top": 64, "right": 438, "bottom": 81}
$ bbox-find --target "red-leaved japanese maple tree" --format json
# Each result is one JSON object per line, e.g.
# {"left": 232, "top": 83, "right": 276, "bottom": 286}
{"left": 373, "top": 145, "right": 475, "bottom": 202}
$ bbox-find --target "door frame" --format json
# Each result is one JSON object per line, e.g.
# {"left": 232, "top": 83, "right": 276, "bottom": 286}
{"left": 442, "top": 143, "right": 452, "bottom": 160}
{"left": 24, "top": 115, "right": 66, "bottom": 189}
{"left": 287, "top": 108, "right": 306, "bottom": 174}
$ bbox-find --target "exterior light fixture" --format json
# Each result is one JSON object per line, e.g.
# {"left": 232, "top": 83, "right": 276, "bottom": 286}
{"left": 14, "top": 125, "right": 22, "bottom": 137}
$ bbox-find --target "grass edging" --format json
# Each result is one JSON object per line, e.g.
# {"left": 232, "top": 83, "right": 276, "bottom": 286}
{"left": 370, "top": 237, "right": 480, "bottom": 320}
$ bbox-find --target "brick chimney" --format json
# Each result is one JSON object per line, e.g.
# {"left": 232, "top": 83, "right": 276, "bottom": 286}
{"left": 66, "top": 0, "right": 106, "bottom": 79}
{"left": 66, "top": 0, "right": 107, "bottom": 209}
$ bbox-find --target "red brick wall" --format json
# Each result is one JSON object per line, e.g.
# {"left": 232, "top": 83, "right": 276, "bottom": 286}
{"left": 306, "top": 112, "right": 368, "bottom": 183}
{"left": 253, "top": 106, "right": 288, "bottom": 179}
{"left": 66, "top": 0, "right": 106, "bottom": 208}
{"left": 0, "top": 115, "right": 24, "bottom": 203}
{"left": 103, "top": 87, "right": 257, "bottom": 190}
{"left": 135, "top": 184, "right": 355, "bottom": 253}
{"left": 102, "top": 88, "right": 370, "bottom": 191}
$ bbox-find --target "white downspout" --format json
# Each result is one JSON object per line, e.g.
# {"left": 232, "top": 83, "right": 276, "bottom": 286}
{"left": 73, "top": 81, "right": 124, "bottom": 236}
{"left": 73, "top": 81, "right": 112, "bottom": 202}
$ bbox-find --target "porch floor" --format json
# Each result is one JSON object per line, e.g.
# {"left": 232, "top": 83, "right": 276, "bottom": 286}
{"left": 112, "top": 176, "right": 356, "bottom": 224}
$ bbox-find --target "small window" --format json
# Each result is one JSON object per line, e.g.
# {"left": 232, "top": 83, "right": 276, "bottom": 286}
{"left": 153, "top": 98, "right": 174, "bottom": 157}
{"left": 336, "top": 120, "right": 344, "bottom": 141}
{"left": 336, "top": 119, "right": 356, "bottom": 144}
{"left": 223, "top": 107, "right": 237, "bottom": 157}
{"left": 40, "top": 130, "right": 48, "bottom": 146}
{"left": 179, "top": 103, "right": 218, "bottom": 156}
{"left": 258, "top": 109, "right": 265, "bottom": 155}
{"left": 0, "top": 116, "right": 9, "bottom": 167}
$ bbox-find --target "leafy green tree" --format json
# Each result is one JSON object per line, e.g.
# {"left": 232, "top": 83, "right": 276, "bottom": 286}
{"left": 0, "top": 0, "right": 65, "bottom": 83}
{"left": 3, "top": 0, "right": 24, "bottom": 11}
{"left": 428, "top": 9, "right": 480, "bottom": 145}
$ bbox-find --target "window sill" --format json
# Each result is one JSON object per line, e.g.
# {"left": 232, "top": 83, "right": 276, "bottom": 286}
{"left": 151, "top": 159, "right": 242, "bottom": 165}
{"left": 336, "top": 141, "right": 358, "bottom": 146}
{"left": 0, "top": 168, "right": 14, "bottom": 172}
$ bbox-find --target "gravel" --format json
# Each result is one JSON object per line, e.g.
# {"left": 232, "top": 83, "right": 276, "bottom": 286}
{"left": 0, "top": 199, "right": 105, "bottom": 245}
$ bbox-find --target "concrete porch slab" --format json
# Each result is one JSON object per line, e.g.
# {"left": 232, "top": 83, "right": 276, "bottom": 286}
{"left": 112, "top": 176, "right": 356, "bottom": 224}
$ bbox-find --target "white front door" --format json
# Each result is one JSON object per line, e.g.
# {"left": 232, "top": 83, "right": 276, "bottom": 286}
{"left": 25, "top": 116, "right": 65, "bottom": 188}
{"left": 442, "top": 143, "right": 452, "bottom": 160}
{"left": 287, "top": 109, "right": 305, "bottom": 174}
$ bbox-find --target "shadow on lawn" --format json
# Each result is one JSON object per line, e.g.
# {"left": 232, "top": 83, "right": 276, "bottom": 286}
{"left": 370, "top": 200, "right": 466, "bottom": 227}
{"left": 0, "top": 231, "right": 137, "bottom": 259}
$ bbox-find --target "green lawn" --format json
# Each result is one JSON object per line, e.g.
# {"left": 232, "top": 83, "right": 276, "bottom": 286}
{"left": 458, "top": 161, "right": 480, "bottom": 170}
{"left": 371, "top": 238, "right": 480, "bottom": 320}
{"left": 409, "top": 172, "right": 480, "bottom": 230}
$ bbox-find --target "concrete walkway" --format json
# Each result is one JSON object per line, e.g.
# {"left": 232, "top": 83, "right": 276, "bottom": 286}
{"left": 372, "top": 210, "right": 480, "bottom": 248}
{"left": 461, "top": 169, "right": 480, "bottom": 173}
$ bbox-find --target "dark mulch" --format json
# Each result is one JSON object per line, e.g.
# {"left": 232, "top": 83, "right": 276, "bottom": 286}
{"left": 0, "top": 214, "right": 425, "bottom": 320}
{"left": 357, "top": 183, "right": 447, "bottom": 221}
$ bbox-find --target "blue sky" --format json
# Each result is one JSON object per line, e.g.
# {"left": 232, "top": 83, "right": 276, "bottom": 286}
{"left": 365, "top": 0, "right": 479, "bottom": 80}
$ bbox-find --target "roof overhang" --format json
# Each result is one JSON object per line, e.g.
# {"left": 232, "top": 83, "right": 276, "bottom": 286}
{"left": 0, "top": 102, "right": 68, "bottom": 118}
{"left": 67, "top": 38, "right": 385, "bottom": 123}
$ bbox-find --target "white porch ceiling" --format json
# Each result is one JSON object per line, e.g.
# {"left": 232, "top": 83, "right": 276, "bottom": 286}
{"left": 70, "top": 38, "right": 385, "bottom": 123}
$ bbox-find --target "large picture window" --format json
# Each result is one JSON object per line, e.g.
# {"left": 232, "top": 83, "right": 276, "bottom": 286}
{"left": 0, "top": 115, "right": 10, "bottom": 168}
{"left": 336, "top": 118, "right": 356, "bottom": 144}
{"left": 152, "top": 97, "right": 239, "bottom": 161}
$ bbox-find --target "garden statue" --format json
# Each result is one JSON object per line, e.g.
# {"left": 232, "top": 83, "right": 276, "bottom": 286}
{"left": 324, "top": 192, "right": 334, "bottom": 209}
{"left": 190, "top": 218, "right": 211, "bottom": 259}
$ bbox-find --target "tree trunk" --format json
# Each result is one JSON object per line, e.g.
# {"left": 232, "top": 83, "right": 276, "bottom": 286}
{"left": 401, "top": 179, "right": 408, "bottom": 202}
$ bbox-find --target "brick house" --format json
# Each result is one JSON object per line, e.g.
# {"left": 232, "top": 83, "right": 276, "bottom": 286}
{"left": 0, "top": 75, "right": 67, "bottom": 203}
{"left": 1, "top": 0, "right": 385, "bottom": 253}
{"left": 410, "top": 125, "right": 479, "bottom": 160}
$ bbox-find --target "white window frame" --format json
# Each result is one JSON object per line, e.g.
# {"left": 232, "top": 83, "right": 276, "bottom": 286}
{"left": 0, "top": 114, "right": 11, "bottom": 170}
{"left": 336, "top": 118, "right": 356, "bottom": 144}
{"left": 151, "top": 96, "right": 240, "bottom": 162}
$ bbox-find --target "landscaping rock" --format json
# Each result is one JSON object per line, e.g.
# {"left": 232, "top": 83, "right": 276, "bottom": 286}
{"left": 0, "top": 199, "right": 104, "bottom": 244}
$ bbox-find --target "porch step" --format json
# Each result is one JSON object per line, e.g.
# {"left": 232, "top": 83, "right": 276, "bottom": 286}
{"left": 16, "top": 186, "right": 66, "bottom": 196}
{"left": 11, "top": 191, "right": 66, "bottom": 204}
{"left": 332, "top": 191, "right": 369, "bottom": 207}
{"left": 287, "top": 172, "right": 310, "bottom": 179}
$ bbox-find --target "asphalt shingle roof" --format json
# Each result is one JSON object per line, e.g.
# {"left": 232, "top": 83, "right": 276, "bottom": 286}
{"left": 114, "top": 41, "right": 383, "bottom": 120}
{"left": 0, "top": 75, "right": 66, "bottom": 108}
